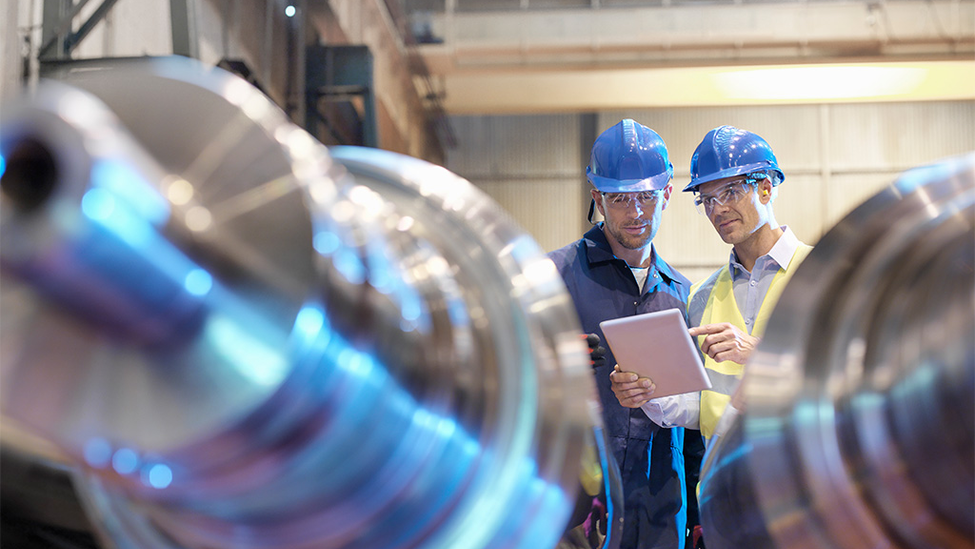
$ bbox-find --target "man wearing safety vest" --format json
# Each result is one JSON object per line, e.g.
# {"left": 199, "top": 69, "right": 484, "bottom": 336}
{"left": 609, "top": 125, "right": 813, "bottom": 449}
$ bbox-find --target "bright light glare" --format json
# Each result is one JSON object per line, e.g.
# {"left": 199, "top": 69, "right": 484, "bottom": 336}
{"left": 207, "top": 314, "right": 288, "bottom": 388}
{"left": 184, "top": 268, "right": 213, "bottom": 296}
{"left": 166, "top": 177, "right": 194, "bottom": 205}
{"left": 715, "top": 66, "right": 927, "bottom": 100}
{"left": 313, "top": 230, "right": 340, "bottom": 255}
{"left": 81, "top": 188, "right": 116, "bottom": 221}
{"left": 295, "top": 305, "right": 325, "bottom": 335}
{"left": 146, "top": 464, "right": 173, "bottom": 489}
{"left": 91, "top": 160, "right": 169, "bottom": 224}
{"left": 112, "top": 448, "right": 139, "bottom": 475}
{"left": 84, "top": 438, "right": 112, "bottom": 467}
{"left": 285, "top": 5, "right": 296, "bottom": 17}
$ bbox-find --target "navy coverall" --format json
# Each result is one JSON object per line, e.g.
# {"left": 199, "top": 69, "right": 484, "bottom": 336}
{"left": 549, "top": 224, "right": 691, "bottom": 549}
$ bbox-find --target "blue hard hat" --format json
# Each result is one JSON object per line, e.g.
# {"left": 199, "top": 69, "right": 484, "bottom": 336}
{"left": 683, "top": 125, "right": 784, "bottom": 192}
{"left": 586, "top": 119, "right": 673, "bottom": 193}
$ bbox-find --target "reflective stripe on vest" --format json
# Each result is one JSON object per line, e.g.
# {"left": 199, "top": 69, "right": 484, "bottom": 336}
{"left": 695, "top": 245, "right": 813, "bottom": 441}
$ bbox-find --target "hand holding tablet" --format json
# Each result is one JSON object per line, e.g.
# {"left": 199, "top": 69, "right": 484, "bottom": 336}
{"left": 600, "top": 308, "right": 712, "bottom": 399}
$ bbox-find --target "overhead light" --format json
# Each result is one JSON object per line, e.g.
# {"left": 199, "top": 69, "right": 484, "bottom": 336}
{"left": 285, "top": 5, "right": 296, "bottom": 17}
{"left": 440, "top": 60, "right": 975, "bottom": 113}
{"left": 714, "top": 65, "right": 929, "bottom": 101}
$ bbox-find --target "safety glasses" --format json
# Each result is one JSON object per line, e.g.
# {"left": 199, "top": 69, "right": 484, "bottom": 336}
{"left": 693, "top": 174, "right": 767, "bottom": 215}
{"left": 601, "top": 190, "right": 663, "bottom": 210}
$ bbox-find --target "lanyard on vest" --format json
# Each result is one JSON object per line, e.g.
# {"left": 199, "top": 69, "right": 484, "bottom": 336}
{"left": 697, "top": 245, "right": 812, "bottom": 441}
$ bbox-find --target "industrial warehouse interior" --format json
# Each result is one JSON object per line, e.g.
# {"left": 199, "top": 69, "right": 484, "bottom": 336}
{"left": 0, "top": 1, "right": 973, "bottom": 549}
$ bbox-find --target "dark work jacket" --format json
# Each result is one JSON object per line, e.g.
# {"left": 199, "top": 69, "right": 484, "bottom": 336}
{"left": 548, "top": 224, "right": 691, "bottom": 549}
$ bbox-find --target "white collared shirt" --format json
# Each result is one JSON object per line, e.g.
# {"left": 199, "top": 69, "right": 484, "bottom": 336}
{"left": 729, "top": 226, "right": 800, "bottom": 334}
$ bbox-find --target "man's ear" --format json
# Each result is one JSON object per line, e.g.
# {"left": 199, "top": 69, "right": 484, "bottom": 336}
{"left": 758, "top": 179, "right": 773, "bottom": 204}
{"left": 661, "top": 183, "right": 673, "bottom": 211}
{"left": 590, "top": 188, "right": 605, "bottom": 217}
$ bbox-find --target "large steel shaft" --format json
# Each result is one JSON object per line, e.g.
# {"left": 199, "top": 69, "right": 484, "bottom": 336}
{"left": 0, "top": 58, "right": 602, "bottom": 549}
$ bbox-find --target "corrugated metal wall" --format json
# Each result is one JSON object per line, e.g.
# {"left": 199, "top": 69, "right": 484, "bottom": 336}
{"left": 448, "top": 114, "right": 588, "bottom": 253}
{"left": 446, "top": 101, "right": 975, "bottom": 284}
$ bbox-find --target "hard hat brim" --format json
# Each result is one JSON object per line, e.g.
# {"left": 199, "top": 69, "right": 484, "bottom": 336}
{"left": 682, "top": 162, "right": 784, "bottom": 192}
{"left": 588, "top": 167, "right": 672, "bottom": 193}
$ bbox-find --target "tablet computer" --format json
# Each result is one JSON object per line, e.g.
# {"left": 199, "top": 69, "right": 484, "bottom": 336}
{"left": 599, "top": 308, "right": 712, "bottom": 399}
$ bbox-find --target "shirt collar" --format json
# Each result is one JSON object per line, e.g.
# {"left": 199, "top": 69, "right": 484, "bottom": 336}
{"left": 729, "top": 225, "right": 800, "bottom": 275}
{"left": 652, "top": 249, "right": 683, "bottom": 285}
{"left": 582, "top": 224, "right": 617, "bottom": 264}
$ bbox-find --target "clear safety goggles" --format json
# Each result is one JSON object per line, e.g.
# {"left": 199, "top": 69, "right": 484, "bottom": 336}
{"left": 601, "top": 190, "right": 663, "bottom": 210}
{"left": 693, "top": 174, "right": 766, "bottom": 215}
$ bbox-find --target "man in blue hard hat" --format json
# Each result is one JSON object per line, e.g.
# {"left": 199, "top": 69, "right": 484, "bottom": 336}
{"left": 549, "top": 119, "right": 692, "bottom": 549}
{"left": 608, "top": 125, "right": 813, "bottom": 547}
{"left": 610, "top": 124, "right": 813, "bottom": 450}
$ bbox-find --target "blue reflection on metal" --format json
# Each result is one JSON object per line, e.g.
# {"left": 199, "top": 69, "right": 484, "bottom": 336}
{"left": 745, "top": 416, "right": 785, "bottom": 437}
{"left": 145, "top": 464, "right": 173, "bottom": 489}
{"left": 112, "top": 448, "right": 139, "bottom": 475}
{"left": 364, "top": 236, "right": 397, "bottom": 296}
{"left": 184, "top": 268, "right": 213, "bottom": 296}
{"left": 314, "top": 226, "right": 433, "bottom": 333}
{"left": 896, "top": 159, "right": 953, "bottom": 195}
{"left": 91, "top": 160, "right": 169, "bottom": 224}
{"left": 295, "top": 305, "right": 325, "bottom": 335}
{"left": 334, "top": 249, "right": 366, "bottom": 284}
{"left": 452, "top": 454, "right": 569, "bottom": 549}
{"left": 206, "top": 313, "right": 288, "bottom": 387}
{"left": 273, "top": 301, "right": 569, "bottom": 548}
{"left": 512, "top": 472, "right": 571, "bottom": 549}
{"left": 81, "top": 188, "right": 116, "bottom": 221}
{"left": 0, "top": 152, "right": 6, "bottom": 178}
{"left": 370, "top": 262, "right": 392, "bottom": 293}
{"left": 81, "top": 187, "right": 152, "bottom": 248}
{"left": 697, "top": 441, "right": 751, "bottom": 509}
{"left": 506, "top": 234, "right": 547, "bottom": 263}
{"left": 851, "top": 391, "right": 885, "bottom": 409}
{"left": 78, "top": 179, "right": 215, "bottom": 340}
{"left": 411, "top": 407, "right": 449, "bottom": 436}
{"left": 401, "top": 292, "right": 421, "bottom": 322}
{"left": 891, "top": 362, "right": 937, "bottom": 400}
{"left": 714, "top": 441, "right": 751, "bottom": 475}
{"left": 313, "top": 230, "right": 340, "bottom": 255}
{"left": 446, "top": 297, "right": 470, "bottom": 330}
{"left": 390, "top": 275, "right": 428, "bottom": 332}
{"left": 83, "top": 438, "right": 113, "bottom": 467}
{"left": 337, "top": 346, "right": 375, "bottom": 377}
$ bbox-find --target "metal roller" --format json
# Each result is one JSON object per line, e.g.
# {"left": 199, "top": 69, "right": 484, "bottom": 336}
{"left": 0, "top": 58, "right": 612, "bottom": 549}
{"left": 699, "top": 153, "right": 975, "bottom": 548}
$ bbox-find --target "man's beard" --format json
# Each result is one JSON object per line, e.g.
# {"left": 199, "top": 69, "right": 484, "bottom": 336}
{"left": 609, "top": 223, "right": 653, "bottom": 250}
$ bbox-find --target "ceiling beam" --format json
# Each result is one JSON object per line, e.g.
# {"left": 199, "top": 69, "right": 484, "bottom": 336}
{"left": 409, "top": 1, "right": 975, "bottom": 113}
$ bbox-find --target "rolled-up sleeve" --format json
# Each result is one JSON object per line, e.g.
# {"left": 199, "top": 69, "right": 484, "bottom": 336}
{"left": 640, "top": 391, "right": 701, "bottom": 430}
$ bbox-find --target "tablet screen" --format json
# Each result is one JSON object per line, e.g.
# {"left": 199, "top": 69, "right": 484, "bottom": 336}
{"left": 600, "top": 308, "right": 712, "bottom": 399}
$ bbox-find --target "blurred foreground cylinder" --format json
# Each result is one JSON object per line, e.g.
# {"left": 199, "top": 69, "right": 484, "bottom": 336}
{"left": 0, "top": 58, "right": 602, "bottom": 549}
{"left": 699, "top": 153, "right": 975, "bottom": 548}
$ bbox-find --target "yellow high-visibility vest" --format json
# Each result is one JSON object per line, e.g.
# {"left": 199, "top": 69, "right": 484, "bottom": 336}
{"left": 693, "top": 245, "right": 812, "bottom": 441}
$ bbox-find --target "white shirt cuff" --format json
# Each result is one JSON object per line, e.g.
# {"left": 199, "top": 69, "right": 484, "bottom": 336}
{"left": 639, "top": 391, "right": 701, "bottom": 430}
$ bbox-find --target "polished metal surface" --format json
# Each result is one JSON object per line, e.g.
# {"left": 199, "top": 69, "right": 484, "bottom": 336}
{"left": 0, "top": 58, "right": 605, "bottom": 549}
{"left": 699, "top": 153, "right": 975, "bottom": 548}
